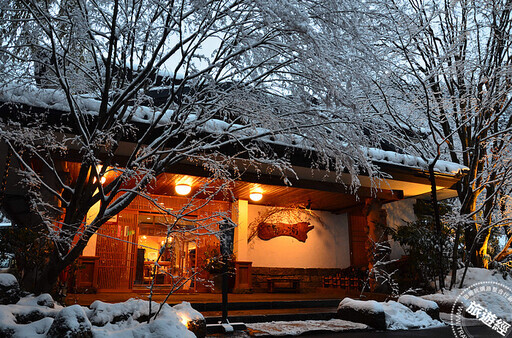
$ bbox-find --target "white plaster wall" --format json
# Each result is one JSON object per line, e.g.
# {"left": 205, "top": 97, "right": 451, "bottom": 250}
{"left": 383, "top": 198, "right": 417, "bottom": 260}
{"left": 247, "top": 205, "right": 351, "bottom": 269}
{"left": 82, "top": 198, "right": 101, "bottom": 257}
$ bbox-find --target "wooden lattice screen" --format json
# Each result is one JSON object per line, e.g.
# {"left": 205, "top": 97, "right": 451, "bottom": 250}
{"left": 95, "top": 212, "right": 137, "bottom": 290}
{"left": 94, "top": 194, "right": 230, "bottom": 291}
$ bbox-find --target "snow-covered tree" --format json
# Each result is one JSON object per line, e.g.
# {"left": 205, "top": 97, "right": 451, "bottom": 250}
{"left": 0, "top": 0, "right": 381, "bottom": 293}
{"left": 363, "top": 0, "right": 512, "bottom": 281}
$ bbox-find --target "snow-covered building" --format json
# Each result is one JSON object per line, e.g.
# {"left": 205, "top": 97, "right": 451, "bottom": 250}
{"left": 0, "top": 88, "right": 468, "bottom": 294}
{"left": 72, "top": 154, "right": 464, "bottom": 293}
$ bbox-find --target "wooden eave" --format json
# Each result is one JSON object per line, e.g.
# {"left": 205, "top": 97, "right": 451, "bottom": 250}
{"left": 0, "top": 101, "right": 465, "bottom": 212}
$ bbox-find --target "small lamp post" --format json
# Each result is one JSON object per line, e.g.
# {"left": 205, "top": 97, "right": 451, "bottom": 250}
{"left": 219, "top": 220, "right": 234, "bottom": 324}
{"left": 206, "top": 219, "right": 246, "bottom": 335}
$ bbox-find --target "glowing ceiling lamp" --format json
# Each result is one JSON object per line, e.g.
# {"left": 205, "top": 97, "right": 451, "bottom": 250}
{"left": 249, "top": 192, "right": 263, "bottom": 202}
{"left": 175, "top": 183, "right": 192, "bottom": 196}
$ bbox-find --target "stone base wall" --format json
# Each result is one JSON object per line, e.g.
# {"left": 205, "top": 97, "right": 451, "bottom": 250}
{"left": 251, "top": 267, "right": 342, "bottom": 292}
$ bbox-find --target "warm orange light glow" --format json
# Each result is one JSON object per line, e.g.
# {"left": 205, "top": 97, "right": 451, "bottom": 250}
{"left": 249, "top": 192, "right": 263, "bottom": 201}
{"left": 175, "top": 184, "right": 192, "bottom": 195}
{"left": 93, "top": 176, "right": 106, "bottom": 185}
{"left": 176, "top": 312, "right": 191, "bottom": 327}
{"left": 93, "top": 165, "right": 107, "bottom": 185}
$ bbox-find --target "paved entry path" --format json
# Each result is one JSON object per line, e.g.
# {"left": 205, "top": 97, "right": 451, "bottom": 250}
{"left": 299, "top": 325, "right": 490, "bottom": 338}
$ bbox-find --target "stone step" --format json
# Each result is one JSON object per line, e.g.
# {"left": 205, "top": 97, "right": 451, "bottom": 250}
{"left": 205, "top": 310, "right": 337, "bottom": 324}
{"left": 176, "top": 299, "right": 341, "bottom": 312}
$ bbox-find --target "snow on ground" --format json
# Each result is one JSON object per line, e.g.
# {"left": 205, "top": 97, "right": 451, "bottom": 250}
{"left": 448, "top": 267, "right": 511, "bottom": 289}
{"left": 338, "top": 297, "right": 443, "bottom": 330}
{"left": 422, "top": 268, "right": 512, "bottom": 321}
{"left": 381, "top": 301, "right": 443, "bottom": 330}
{"left": 246, "top": 319, "right": 368, "bottom": 336}
{"left": 0, "top": 293, "right": 198, "bottom": 337}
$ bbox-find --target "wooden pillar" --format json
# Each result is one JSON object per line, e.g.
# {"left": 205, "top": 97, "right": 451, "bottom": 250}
{"left": 231, "top": 199, "right": 252, "bottom": 292}
{"left": 232, "top": 199, "right": 249, "bottom": 261}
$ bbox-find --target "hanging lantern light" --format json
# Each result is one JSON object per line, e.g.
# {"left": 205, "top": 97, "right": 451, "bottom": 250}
{"left": 175, "top": 184, "right": 192, "bottom": 196}
{"left": 249, "top": 192, "right": 263, "bottom": 202}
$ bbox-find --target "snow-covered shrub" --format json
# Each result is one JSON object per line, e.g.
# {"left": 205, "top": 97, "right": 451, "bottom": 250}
{"left": 383, "top": 300, "right": 443, "bottom": 330}
{"left": 336, "top": 298, "right": 386, "bottom": 330}
{"left": 0, "top": 273, "right": 20, "bottom": 305}
{"left": 390, "top": 199, "right": 454, "bottom": 291}
{"left": 92, "top": 303, "right": 195, "bottom": 338}
{"left": 337, "top": 297, "right": 444, "bottom": 330}
{"left": 17, "top": 293, "right": 55, "bottom": 308}
{"left": 46, "top": 305, "right": 93, "bottom": 338}
{"left": 88, "top": 299, "right": 201, "bottom": 337}
{"left": 88, "top": 299, "right": 159, "bottom": 326}
{"left": 398, "top": 295, "right": 440, "bottom": 320}
{"left": 0, "top": 294, "right": 200, "bottom": 337}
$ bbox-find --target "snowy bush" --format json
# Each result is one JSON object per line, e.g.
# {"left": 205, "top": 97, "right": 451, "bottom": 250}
{"left": 46, "top": 305, "right": 93, "bottom": 338}
{"left": 88, "top": 299, "right": 160, "bottom": 326}
{"left": 337, "top": 297, "right": 444, "bottom": 330}
{"left": 0, "top": 273, "right": 20, "bottom": 305}
{"left": 382, "top": 301, "right": 443, "bottom": 330}
{"left": 398, "top": 295, "right": 440, "bottom": 320}
{"left": 390, "top": 200, "right": 455, "bottom": 291}
{"left": 0, "top": 294, "right": 200, "bottom": 337}
{"left": 337, "top": 298, "right": 386, "bottom": 330}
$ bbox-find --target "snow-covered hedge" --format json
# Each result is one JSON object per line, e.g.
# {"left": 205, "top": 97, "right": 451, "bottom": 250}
{"left": 0, "top": 292, "right": 201, "bottom": 337}
{"left": 398, "top": 295, "right": 439, "bottom": 320}
{"left": 0, "top": 273, "right": 20, "bottom": 305}
{"left": 337, "top": 297, "right": 444, "bottom": 330}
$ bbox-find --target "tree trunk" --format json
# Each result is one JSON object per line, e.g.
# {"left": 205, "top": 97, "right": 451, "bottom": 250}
{"left": 428, "top": 160, "right": 445, "bottom": 290}
{"left": 19, "top": 250, "right": 65, "bottom": 295}
{"left": 458, "top": 182, "right": 482, "bottom": 268}
{"left": 18, "top": 237, "right": 86, "bottom": 295}
{"left": 449, "top": 222, "right": 461, "bottom": 290}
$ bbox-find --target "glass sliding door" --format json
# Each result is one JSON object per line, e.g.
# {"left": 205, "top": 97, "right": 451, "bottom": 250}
{"left": 135, "top": 212, "right": 198, "bottom": 290}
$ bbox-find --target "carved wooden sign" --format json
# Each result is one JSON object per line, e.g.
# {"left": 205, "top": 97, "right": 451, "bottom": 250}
{"left": 257, "top": 222, "right": 314, "bottom": 242}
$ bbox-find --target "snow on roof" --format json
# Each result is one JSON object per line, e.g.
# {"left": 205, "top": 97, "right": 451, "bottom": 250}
{"left": 0, "top": 86, "right": 469, "bottom": 176}
{"left": 0, "top": 85, "right": 101, "bottom": 116}
{"left": 366, "top": 148, "right": 468, "bottom": 175}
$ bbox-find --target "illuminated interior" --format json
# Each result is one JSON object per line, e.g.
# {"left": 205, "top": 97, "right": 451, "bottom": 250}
{"left": 136, "top": 213, "right": 197, "bottom": 286}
